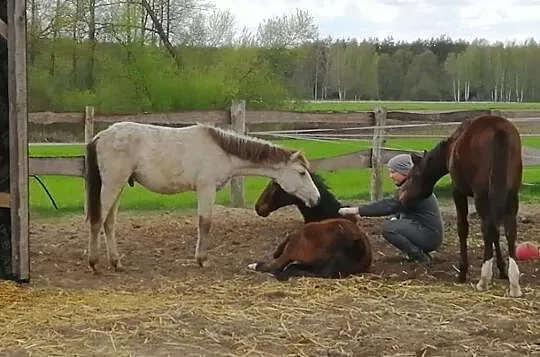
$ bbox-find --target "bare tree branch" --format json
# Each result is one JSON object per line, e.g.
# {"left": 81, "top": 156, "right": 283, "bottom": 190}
{"left": 140, "top": 0, "right": 182, "bottom": 68}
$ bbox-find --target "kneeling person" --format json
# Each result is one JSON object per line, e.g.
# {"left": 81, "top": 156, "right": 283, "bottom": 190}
{"left": 339, "top": 154, "right": 444, "bottom": 263}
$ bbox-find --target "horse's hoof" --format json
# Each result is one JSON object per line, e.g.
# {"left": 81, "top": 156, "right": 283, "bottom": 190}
{"left": 455, "top": 271, "right": 467, "bottom": 283}
{"left": 112, "top": 263, "right": 124, "bottom": 272}
{"left": 475, "top": 281, "right": 490, "bottom": 292}
{"left": 196, "top": 257, "right": 207, "bottom": 267}
{"left": 110, "top": 257, "right": 124, "bottom": 272}
{"left": 508, "top": 287, "right": 523, "bottom": 298}
{"left": 247, "top": 263, "right": 259, "bottom": 271}
{"left": 89, "top": 259, "right": 100, "bottom": 274}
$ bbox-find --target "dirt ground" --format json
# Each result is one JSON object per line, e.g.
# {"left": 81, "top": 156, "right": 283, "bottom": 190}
{"left": 1, "top": 203, "right": 539, "bottom": 357}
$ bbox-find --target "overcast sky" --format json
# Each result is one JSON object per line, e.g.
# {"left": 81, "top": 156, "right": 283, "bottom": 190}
{"left": 214, "top": 0, "right": 540, "bottom": 43}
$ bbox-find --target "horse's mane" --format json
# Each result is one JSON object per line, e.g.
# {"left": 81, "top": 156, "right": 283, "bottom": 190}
{"left": 431, "top": 118, "right": 475, "bottom": 159}
{"left": 310, "top": 172, "right": 340, "bottom": 205}
{"left": 424, "top": 118, "right": 475, "bottom": 162}
{"left": 450, "top": 118, "right": 474, "bottom": 140}
{"left": 429, "top": 138, "right": 450, "bottom": 158}
{"left": 203, "top": 124, "right": 309, "bottom": 167}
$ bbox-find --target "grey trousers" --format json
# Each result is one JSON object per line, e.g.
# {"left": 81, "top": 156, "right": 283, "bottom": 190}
{"left": 381, "top": 218, "right": 442, "bottom": 261}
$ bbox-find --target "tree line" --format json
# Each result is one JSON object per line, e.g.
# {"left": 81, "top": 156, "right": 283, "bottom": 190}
{"left": 27, "top": 0, "right": 540, "bottom": 113}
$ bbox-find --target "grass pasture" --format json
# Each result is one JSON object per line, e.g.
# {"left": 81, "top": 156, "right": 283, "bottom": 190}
{"left": 290, "top": 100, "right": 540, "bottom": 112}
{"left": 29, "top": 136, "right": 540, "bottom": 217}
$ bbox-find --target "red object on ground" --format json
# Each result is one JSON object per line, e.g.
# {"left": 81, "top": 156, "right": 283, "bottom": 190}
{"left": 515, "top": 241, "right": 540, "bottom": 261}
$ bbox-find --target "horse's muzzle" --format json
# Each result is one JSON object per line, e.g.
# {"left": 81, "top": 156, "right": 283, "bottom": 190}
{"left": 308, "top": 196, "right": 320, "bottom": 208}
{"left": 255, "top": 205, "right": 270, "bottom": 217}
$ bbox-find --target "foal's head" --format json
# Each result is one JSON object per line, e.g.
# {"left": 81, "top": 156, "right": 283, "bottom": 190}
{"left": 255, "top": 171, "right": 340, "bottom": 218}
{"left": 255, "top": 179, "right": 296, "bottom": 217}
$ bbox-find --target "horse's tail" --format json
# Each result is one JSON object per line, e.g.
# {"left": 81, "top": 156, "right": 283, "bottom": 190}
{"left": 86, "top": 138, "right": 102, "bottom": 224}
{"left": 489, "top": 129, "right": 510, "bottom": 225}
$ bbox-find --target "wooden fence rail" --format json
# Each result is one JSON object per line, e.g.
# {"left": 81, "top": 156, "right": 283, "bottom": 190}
{"left": 27, "top": 104, "right": 540, "bottom": 206}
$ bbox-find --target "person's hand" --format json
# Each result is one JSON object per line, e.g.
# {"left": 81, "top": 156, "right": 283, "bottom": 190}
{"left": 338, "top": 207, "right": 359, "bottom": 216}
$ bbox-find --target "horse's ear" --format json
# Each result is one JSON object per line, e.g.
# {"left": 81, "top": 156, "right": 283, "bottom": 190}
{"left": 290, "top": 151, "right": 301, "bottom": 161}
{"left": 411, "top": 152, "right": 423, "bottom": 165}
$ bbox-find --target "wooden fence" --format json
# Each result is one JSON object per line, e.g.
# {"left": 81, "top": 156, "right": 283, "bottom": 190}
{"left": 28, "top": 101, "right": 540, "bottom": 206}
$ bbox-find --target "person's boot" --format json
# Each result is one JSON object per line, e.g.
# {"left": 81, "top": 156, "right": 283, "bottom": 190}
{"left": 405, "top": 250, "right": 432, "bottom": 264}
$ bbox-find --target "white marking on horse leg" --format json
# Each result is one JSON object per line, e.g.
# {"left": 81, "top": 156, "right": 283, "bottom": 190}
{"left": 104, "top": 198, "right": 122, "bottom": 271}
{"left": 476, "top": 257, "right": 493, "bottom": 291}
{"left": 507, "top": 257, "right": 522, "bottom": 297}
{"left": 247, "top": 263, "right": 258, "bottom": 271}
{"left": 195, "top": 185, "right": 216, "bottom": 267}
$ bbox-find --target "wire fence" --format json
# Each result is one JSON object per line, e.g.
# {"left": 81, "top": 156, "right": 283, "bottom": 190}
{"left": 245, "top": 116, "right": 540, "bottom": 162}
{"left": 28, "top": 115, "right": 540, "bottom": 159}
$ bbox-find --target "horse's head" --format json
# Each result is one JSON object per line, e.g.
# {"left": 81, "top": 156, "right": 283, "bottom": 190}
{"left": 399, "top": 150, "right": 437, "bottom": 204}
{"left": 399, "top": 145, "right": 446, "bottom": 204}
{"left": 274, "top": 151, "right": 320, "bottom": 208}
{"left": 255, "top": 179, "right": 298, "bottom": 217}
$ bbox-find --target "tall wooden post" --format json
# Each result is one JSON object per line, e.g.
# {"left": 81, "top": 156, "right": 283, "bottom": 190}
{"left": 7, "top": 0, "right": 28, "bottom": 282}
{"left": 229, "top": 100, "right": 246, "bottom": 207}
{"left": 370, "top": 107, "right": 387, "bottom": 201}
{"left": 0, "top": 1, "right": 10, "bottom": 279}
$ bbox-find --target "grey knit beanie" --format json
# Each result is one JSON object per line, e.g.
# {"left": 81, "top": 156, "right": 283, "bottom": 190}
{"left": 387, "top": 153, "right": 413, "bottom": 174}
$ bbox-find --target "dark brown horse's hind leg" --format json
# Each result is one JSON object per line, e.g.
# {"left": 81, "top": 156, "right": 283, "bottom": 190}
{"left": 504, "top": 190, "right": 522, "bottom": 297}
{"left": 453, "top": 189, "right": 469, "bottom": 283}
{"left": 494, "top": 193, "right": 511, "bottom": 279}
{"left": 275, "top": 262, "right": 318, "bottom": 281}
{"left": 247, "top": 241, "right": 295, "bottom": 277}
{"left": 493, "top": 238, "right": 507, "bottom": 279}
{"left": 474, "top": 193, "right": 500, "bottom": 292}
{"left": 476, "top": 214, "right": 497, "bottom": 291}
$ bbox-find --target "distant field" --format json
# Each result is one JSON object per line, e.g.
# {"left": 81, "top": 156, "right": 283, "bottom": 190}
{"left": 290, "top": 100, "right": 540, "bottom": 112}
{"left": 28, "top": 137, "right": 540, "bottom": 217}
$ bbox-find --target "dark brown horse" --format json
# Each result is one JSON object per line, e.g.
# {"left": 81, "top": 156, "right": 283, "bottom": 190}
{"left": 255, "top": 171, "right": 357, "bottom": 223}
{"left": 247, "top": 218, "right": 372, "bottom": 281}
{"left": 399, "top": 115, "right": 523, "bottom": 297}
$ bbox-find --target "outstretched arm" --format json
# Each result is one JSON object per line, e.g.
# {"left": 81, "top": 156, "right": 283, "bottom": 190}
{"left": 339, "top": 197, "right": 404, "bottom": 217}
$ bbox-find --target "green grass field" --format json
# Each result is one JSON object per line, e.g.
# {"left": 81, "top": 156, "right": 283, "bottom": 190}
{"left": 28, "top": 135, "right": 540, "bottom": 218}
{"left": 290, "top": 100, "right": 540, "bottom": 112}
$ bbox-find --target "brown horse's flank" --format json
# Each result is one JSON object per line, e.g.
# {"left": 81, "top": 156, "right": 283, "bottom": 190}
{"left": 253, "top": 218, "right": 372, "bottom": 281}
{"left": 402, "top": 115, "right": 523, "bottom": 296}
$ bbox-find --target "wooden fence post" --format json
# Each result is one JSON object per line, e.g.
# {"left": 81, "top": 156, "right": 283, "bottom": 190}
{"left": 83, "top": 106, "right": 94, "bottom": 216}
{"left": 85, "top": 106, "right": 95, "bottom": 147}
{"left": 370, "top": 107, "right": 387, "bottom": 201}
{"left": 7, "top": 0, "right": 29, "bottom": 282}
{"left": 229, "top": 100, "right": 246, "bottom": 207}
